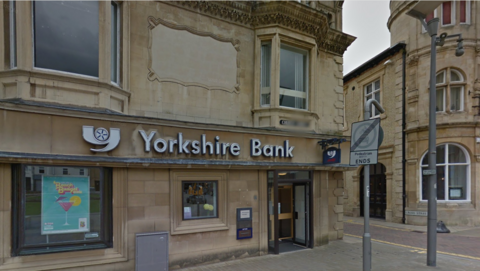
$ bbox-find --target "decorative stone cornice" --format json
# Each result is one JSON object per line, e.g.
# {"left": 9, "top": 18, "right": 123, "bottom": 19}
{"left": 166, "top": 1, "right": 355, "bottom": 56}
{"left": 174, "top": 1, "right": 253, "bottom": 25}
{"left": 319, "top": 29, "right": 356, "bottom": 56}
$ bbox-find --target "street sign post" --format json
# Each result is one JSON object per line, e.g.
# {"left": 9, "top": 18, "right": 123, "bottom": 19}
{"left": 352, "top": 99, "right": 385, "bottom": 271}
{"left": 349, "top": 118, "right": 380, "bottom": 166}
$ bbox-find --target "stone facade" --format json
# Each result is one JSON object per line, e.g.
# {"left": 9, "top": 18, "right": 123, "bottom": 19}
{"left": 0, "top": 1, "right": 354, "bottom": 270}
{"left": 344, "top": 0, "right": 480, "bottom": 226}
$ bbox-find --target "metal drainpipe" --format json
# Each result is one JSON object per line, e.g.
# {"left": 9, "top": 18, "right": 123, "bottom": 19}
{"left": 402, "top": 47, "right": 407, "bottom": 224}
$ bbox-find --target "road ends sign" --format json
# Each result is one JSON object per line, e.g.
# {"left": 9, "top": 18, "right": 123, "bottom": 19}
{"left": 349, "top": 119, "right": 381, "bottom": 166}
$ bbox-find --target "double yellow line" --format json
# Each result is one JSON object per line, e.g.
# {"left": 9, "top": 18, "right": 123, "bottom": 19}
{"left": 344, "top": 233, "right": 480, "bottom": 261}
{"left": 345, "top": 220, "right": 414, "bottom": 232}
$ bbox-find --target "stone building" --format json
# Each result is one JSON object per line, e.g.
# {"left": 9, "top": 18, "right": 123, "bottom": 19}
{"left": 0, "top": 1, "right": 354, "bottom": 270}
{"left": 344, "top": 0, "right": 480, "bottom": 226}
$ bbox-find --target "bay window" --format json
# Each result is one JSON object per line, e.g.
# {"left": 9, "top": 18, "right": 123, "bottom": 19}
{"left": 279, "top": 44, "right": 308, "bottom": 110}
{"left": 420, "top": 144, "right": 470, "bottom": 201}
{"left": 260, "top": 43, "right": 271, "bottom": 106}
{"left": 31, "top": 1, "right": 121, "bottom": 83}
{"left": 111, "top": 1, "right": 120, "bottom": 84}
{"left": 260, "top": 41, "right": 309, "bottom": 110}
{"left": 33, "top": 1, "right": 100, "bottom": 77}
{"left": 9, "top": 0, "right": 17, "bottom": 69}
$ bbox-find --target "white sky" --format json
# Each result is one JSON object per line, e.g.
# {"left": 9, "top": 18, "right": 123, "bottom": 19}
{"left": 342, "top": 0, "right": 391, "bottom": 74}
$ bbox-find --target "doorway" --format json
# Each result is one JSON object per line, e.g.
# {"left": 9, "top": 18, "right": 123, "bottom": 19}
{"left": 360, "top": 164, "right": 386, "bottom": 219}
{"left": 268, "top": 170, "right": 312, "bottom": 254}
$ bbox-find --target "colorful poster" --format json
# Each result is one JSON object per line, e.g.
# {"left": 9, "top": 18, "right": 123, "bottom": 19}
{"left": 41, "top": 176, "right": 90, "bottom": 235}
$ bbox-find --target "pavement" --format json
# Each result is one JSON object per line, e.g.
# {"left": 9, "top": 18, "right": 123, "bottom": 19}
{"left": 180, "top": 216, "right": 480, "bottom": 271}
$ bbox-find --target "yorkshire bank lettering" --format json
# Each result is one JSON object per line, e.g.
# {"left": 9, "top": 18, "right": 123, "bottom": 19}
{"left": 83, "top": 126, "right": 295, "bottom": 158}
{"left": 139, "top": 131, "right": 295, "bottom": 158}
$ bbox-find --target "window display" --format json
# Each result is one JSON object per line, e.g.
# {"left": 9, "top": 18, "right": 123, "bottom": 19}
{"left": 182, "top": 181, "right": 217, "bottom": 220}
{"left": 12, "top": 165, "right": 112, "bottom": 256}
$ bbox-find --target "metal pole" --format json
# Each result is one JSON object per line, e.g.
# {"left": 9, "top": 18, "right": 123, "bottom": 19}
{"left": 363, "top": 162, "right": 371, "bottom": 271}
{"left": 362, "top": 99, "right": 384, "bottom": 271}
{"left": 426, "top": 19, "right": 438, "bottom": 267}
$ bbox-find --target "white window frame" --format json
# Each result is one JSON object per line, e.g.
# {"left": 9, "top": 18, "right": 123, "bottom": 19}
{"left": 441, "top": 1, "right": 456, "bottom": 27}
{"left": 279, "top": 43, "right": 309, "bottom": 111}
{"left": 364, "top": 79, "right": 381, "bottom": 118}
{"left": 260, "top": 42, "right": 272, "bottom": 107}
{"left": 420, "top": 143, "right": 470, "bottom": 202}
{"left": 436, "top": 87, "right": 446, "bottom": 112}
{"left": 435, "top": 69, "right": 465, "bottom": 113}
{"left": 460, "top": 0, "right": 471, "bottom": 24}
{"left": 449, "top": 69, "right": 464, "bottom": 112}
{"left": 111, "top": 1, "right": 121, "bottom": 85}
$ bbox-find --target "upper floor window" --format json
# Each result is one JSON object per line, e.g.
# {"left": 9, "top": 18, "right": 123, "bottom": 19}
{"left": 279, "top": 44, "right": 308, "bottom": 110}
{"left": 111, "top": 2, "right": 120, "bottom": 84}
{"left": 441, "top": 1, "right": 455, "bottom": 26}
{"left": 460, "top": 0, "right": 471, "bottom": 24}
{"left": 9, "top": 0, "right": 17, "bottom": 69}
{"left": 260, "top": 43, "right": 271, "bottom": 106}
{"left": 34, "top": 1, "right": 99, "bottom": 77}
{"left": 260, "top": 42, "right": 309, "bottom": 110}
{"left": 420, "top": 144, "right": 470, "bottom": 201}
{"left": 364, "top": 79, "right": 381, "bottom": 118}
{"left": 435, "top": 68, "right": 465, "bottom": 112}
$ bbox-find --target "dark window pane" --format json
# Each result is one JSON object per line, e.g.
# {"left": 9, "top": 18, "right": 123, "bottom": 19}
{"left": 448, "top": 165, "right": 467, "bottom": 200}
{"left": 111, "top": 2, "right": 119, "bottom": 83}
{"left": 34, "top": 1, "right": 99, "bottom": 77}
{"left": 437, "top": 166, "right": 445, "bottom": 200}
{"left": 448, "top": 145, "right": 466, "bottom": 163}
{"left": 442, "top": 1, "right": 452, "bottom": 25}
{"left": 460, "top": 0, "right": 467, "bottom": 23}
{"left": 422, "top": 166, "right": 446, "bottom": 200}
{"left": 279, "top": 94, "right": 295, "bottom": 108}
{"left": 374, "top": 80, "right": 380, "bottom": 90}
{"left": 437, "top": 145, "right": 445, "bottom": 164}
{"left": 182, "top": 181, "right": 217, "bottom": 220}
{"left": 277, "top": 171, "right": 311, "bottom": 180}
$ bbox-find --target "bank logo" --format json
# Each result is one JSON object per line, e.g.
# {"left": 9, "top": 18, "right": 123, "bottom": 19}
{"left": 82, "top": 126, "right": 120, "bottom": 152}
{"left": 327, "top": 150, "right": 336, "bottom": 158}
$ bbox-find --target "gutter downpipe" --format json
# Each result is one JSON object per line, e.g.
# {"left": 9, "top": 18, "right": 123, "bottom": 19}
{"left": 402, "top": 47, "right": 406, "bottom": 224}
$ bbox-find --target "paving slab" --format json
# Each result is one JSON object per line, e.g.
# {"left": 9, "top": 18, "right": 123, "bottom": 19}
{"left": 180, "top": 236, "right": 480, "bottom": 271}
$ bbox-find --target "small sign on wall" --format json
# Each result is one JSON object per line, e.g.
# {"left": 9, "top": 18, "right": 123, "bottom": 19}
{"left": 405, "top": 210, "right": 427, "bottom": 216}
{"left": 323, "top": 147, "right": 341, "bottom": 164}
{"left": 236, "top": 208, "right": 252, "bottom": 240}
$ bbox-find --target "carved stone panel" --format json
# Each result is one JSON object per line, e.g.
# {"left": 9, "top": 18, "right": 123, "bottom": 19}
{"left": 147, "top": 17, "right": 240, "bottom": 93}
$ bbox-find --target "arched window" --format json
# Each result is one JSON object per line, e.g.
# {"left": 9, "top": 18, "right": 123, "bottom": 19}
{"left": 420, "top": 144, "right": 470, "bottom": 201}
{"left": 435, "top": 68, "right": 465, "bottom": 112}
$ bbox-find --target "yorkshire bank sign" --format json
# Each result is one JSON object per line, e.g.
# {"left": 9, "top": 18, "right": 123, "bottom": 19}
{"left": 82, "top": 126, "right": 295, "bottom": 158}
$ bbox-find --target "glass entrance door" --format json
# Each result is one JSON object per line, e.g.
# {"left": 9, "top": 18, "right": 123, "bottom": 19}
{"left": 267, "top": 170, "right": 312, "bottom": 254}
{"left": 293, "top": 184, "right": 309, "bottom": 246}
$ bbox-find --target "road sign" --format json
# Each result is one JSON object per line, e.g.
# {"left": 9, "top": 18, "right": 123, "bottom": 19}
{"left": 423, "top": 169, "right": 436, "bottom": 175}
{"left": 350, "top": 119, "right": 381, "bottom": 166}
{"left": 350, "top": 150, "right": 378, "bottom": 165}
